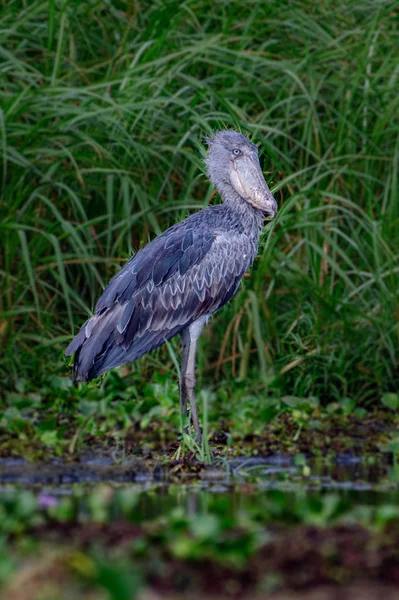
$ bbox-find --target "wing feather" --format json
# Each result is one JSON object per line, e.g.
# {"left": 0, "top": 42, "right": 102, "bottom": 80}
{"left": 67, "top": 209, "right": 255, "bottom": 381}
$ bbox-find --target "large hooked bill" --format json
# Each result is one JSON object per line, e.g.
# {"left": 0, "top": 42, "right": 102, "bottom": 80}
{"left": 230, "top": 153, "right": 278, "bottom": 219}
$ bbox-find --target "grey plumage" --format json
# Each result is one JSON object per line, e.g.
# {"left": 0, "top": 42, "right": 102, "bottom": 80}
{"left": 65, "top": 130, "right": 278, "bottom": 438}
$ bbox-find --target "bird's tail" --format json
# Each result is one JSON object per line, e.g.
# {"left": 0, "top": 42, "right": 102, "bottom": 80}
{"left": 65, "top": 304, "right": 124, "bottom": 382}
{"left": 66, "top": 303, "right": 187, "bottom": 383}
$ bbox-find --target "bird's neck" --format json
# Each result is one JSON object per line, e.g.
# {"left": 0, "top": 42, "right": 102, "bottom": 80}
{"left": 218, "top": 185, "right": 265, "bottom": 236}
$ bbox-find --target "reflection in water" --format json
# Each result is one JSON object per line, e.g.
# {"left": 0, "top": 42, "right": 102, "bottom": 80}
{"left": 0, "top": 453, "right": 398, "bottom": 519}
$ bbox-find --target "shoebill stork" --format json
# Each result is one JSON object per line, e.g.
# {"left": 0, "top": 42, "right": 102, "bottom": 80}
{"left": 65, "top": 130, "right": 278, "bottom": 439}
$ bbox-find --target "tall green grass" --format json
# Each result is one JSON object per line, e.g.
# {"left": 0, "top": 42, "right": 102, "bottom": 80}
{"left": 1, "top": 0, "right": 398, "bottom": 406}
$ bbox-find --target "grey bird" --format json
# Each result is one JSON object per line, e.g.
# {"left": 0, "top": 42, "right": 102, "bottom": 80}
{"left": 65, "top": 130, "right": 278, "bottom": 439}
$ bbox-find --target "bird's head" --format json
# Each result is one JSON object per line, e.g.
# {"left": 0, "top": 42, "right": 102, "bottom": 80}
{"left": 204, "top": 130, "right": 277, "bottom": 219}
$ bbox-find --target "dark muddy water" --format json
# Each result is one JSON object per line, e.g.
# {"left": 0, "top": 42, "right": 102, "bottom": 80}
{"left": 0, "top": 453, "right": 398, "bottom": 513}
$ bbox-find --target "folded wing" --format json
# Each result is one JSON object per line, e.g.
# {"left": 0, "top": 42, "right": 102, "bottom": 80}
{"left": 66, "top": 217, "right": 250, "bottom": 381}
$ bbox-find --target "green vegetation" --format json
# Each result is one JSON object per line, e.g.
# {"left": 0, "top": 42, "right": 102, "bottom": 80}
{"left": 1, "top": 365, "right": 398, "bottom": 461}
{"left": 2, "top": 485, "right": 399, "bottom": 598}
{"left": 1, "top": 0, "right": 398, "bottom": 442}
{"left": 1, "top": 2, "right": 398, "bottom": 596}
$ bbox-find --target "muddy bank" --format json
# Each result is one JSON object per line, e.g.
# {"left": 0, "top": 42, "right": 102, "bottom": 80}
{"left": 1, "top": 407, "right": 399, "bottom": 599}
{"left": 0, "top": 408, "right": 397, "bottom": 464}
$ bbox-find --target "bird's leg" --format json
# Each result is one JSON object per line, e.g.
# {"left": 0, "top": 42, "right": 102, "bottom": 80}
{"left": 180, "top": 319, "right": 206, "bottom": 443}
{"left": 180, "top": 334, "right": 189, "bottom": 422}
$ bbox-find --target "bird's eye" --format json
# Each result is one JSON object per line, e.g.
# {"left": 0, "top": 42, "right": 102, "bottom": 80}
{"left": 232, "top": 148, "right": 241, "bottom": 156}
